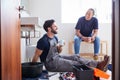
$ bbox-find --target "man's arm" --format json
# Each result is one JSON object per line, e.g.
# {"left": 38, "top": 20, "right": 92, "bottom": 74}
{"left": 75, "top": 29, "right": 88, "bottom": 42}
{"left": 76, "top": 29, "right": 83, "bottom": 38}
{"left": 91, "top": 29, "right": 98, "bottom": 41}
{"left": 32, "top": 48, "right": 43, "bottom": 62}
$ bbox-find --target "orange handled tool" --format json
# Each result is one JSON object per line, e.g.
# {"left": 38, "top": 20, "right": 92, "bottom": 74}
{"left": 94, "top": 68, "right": 110, "bottom": 79}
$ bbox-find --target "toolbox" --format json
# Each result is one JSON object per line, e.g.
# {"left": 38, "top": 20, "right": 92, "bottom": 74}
{"left": 73, "top": 65, "right": 94, "bottom": 80}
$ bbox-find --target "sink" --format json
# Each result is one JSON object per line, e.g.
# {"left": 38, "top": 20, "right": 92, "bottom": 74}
{"left": 21, "top": 17, "right": 41, "bottom": 27}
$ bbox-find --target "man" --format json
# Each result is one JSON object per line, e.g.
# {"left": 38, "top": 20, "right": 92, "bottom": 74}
{"left": 74, "top": 8, "right": 100, "bottom": 60}
{"left": 32, "top": 19, "right": 109, "bottom": 72}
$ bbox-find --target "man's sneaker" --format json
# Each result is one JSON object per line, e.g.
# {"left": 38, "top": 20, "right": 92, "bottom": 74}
{"left": 93, "top": 55, "right": 98, "bottom": 60}
{"left": 96, "top": 55, "right": 110, "bottom": 72}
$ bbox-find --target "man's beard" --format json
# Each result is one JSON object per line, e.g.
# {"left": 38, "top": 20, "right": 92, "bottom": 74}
{"left": 51, "top": 28, "right": 57, "bottom": 34}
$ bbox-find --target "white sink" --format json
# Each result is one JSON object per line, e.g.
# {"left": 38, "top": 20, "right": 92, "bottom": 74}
{"left": 21, "top": 17, "right": 41, "bottom": 27}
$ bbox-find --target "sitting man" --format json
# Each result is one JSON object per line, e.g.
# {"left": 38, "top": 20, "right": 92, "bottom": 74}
{"left": 74, "top": 8, "right": 100, "bottom": 60}
{"left": 32, "top": 19, "right": 109, "bottom": 72}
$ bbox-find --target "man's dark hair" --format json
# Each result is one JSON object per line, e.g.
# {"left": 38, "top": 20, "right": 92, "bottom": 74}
{"left": 43, "top": 19, "right": 55, "bottom": 32}
{"left": 89, "top": 8, "right": 95, "bottom": 15}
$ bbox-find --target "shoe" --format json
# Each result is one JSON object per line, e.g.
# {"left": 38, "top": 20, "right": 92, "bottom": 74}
{"left": 93, "top": 55, "right": 98, "bottom": 60}
{"left": 104, "top": 55, "right": 108, "bottom": 60}
{"left": 103, "top": 55, "right": 110, "bottom": 71}
{"left": 97, "top": 56, "right": 110, "bottom": 72}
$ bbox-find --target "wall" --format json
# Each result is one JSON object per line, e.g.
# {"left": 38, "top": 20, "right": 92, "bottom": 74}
{"left": 21, "top": 0, "right": 30, "bottom": 11}
{"left": 23, "top": 0, "right": 112, "bottom": 56}
{"left": 21, "top": 38, "right": 26, "bottom": 63}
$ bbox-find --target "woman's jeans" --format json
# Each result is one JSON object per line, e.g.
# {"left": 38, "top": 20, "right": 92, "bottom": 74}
{"left": 74, "top": 35, "right": 100, "bottom": 55}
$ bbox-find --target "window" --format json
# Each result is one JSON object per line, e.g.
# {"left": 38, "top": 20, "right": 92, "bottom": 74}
{"left": 61, "top": 0, "right": 112, "bottom": 23}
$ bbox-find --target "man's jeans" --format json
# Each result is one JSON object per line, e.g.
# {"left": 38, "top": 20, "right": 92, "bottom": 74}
{"left": 74, "top": 35, "right": 100, "bottom": 55}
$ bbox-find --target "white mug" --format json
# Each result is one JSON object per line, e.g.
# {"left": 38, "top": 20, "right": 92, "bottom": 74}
{"left": 58, "top": 40, "right": 65, "bottom": 46}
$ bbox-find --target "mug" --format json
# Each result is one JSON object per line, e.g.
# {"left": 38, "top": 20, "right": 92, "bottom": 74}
{"left": 58, "top": 40, "right": 65, "bottom": 46}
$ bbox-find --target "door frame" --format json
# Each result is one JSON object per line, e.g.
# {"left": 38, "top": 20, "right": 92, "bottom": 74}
{"left": 112, "top": 0, "right": 120, "bottom": 80}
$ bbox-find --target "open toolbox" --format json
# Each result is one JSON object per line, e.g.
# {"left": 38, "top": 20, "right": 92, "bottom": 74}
{"left": 59, "top": 65, "right": 100, "bottom": 80}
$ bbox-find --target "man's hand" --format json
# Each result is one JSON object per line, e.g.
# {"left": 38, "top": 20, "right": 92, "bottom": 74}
{"left": 32, "top": 48, "right": 42, "bottom": 62}
{"left": 82, "top": 37, "right": 92, "bottom": 42}
{"left": 87, "top": 37, "right": 92, "bottom": 42}
{"left": 91, "top": 36, "right": 95, "bottom": 42}
{"left": 82, "top": 37, "right": 96, "bottom": 43}
{"left": 81, "top": 36, "right": 87, "bottom": 41}
{"left": 57, "top": 45, "right": 63, "bottom": 53}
